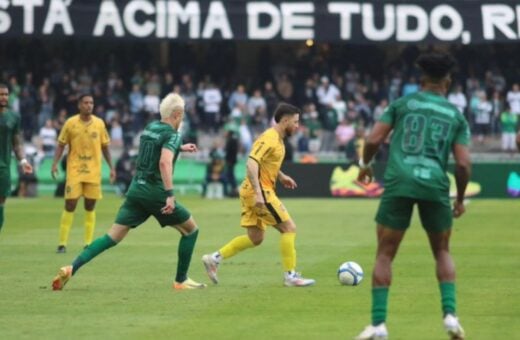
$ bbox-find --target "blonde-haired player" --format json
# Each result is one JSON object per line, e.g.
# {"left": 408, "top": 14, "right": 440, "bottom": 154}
{"left": 52, "top": 93, "right": 206, "bottom": 290}
{"left": 203, "top": 103, "right": 315, "bottom": 287}
{"left": 51, "top": 94, "right": 115, "bottom": 253}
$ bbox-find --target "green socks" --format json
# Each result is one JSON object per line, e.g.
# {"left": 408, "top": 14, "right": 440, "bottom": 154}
{"left": 440, "top": 282, "right": 457, "bottom": 315}
{"left": 372, "top": 287, "right": 389, "bottom": 326}
{"left": 175, "top": 229, "right": 199, "bottom": 283}
{"left": 72, "top": 234, "right": 117, "bottom": 275}
{"left": 0, "top": 204, "right": 4, "bottom": 232}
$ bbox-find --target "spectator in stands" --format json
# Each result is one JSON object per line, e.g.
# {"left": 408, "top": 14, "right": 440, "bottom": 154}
{"left": 263, "top": 81, "right": 279, "bottom": 118}
{"left": 202, "top": 82, "right": 222, "bottom": 133}
{"left": 507, "top": 83, "right": 520, "bottom": 116}
{"left": 474, "top": 92, "right": 493, "bottom": 144}
{"left": 8, "top": 75, "right": 21, "bottom": 113}
{"left": 401, "top": 76, "right": 419, "bottom": 96}
{"left": 109, "top": 116, "right": 124, "bottom": 148}
{"left": 247, "top": 89, "right": 267, "bottom": 117}
{"left": 202, "top": 142, "right": 227, "bottom": 198}
{"left": 491, "top": 90, "right": 503, "bottom": 135}
{"left": 276, "top": 73, "right": 294, "bottom": 102}
{"left": 37, "top": 119, "right": 57, "bottom": 164}
{"left": 304, "top": 108, "right": 322, "bottom": 154}
{"left": 500, "top": 104, "right": 518, "bottom": 152}
{"left": 448, "top": 85, "right": 467, "bottom": 114}
{"left": 143, "top": 88, "right": 160, "bottom": 122}
{"left": 38, "top": 78, "right": 54, "bottom": 129}
{"left": 335, "top": 118, "right": 355, "bottom": 151}
{"left": 19, "top": 87, "right": 37, "bottom": 141}
{"left": 297, "top": 77, "right": 318, "bottom": 106}
{"left": 228, "top": 84, "right": 248, "bottom": 112}
{"left": 316, "top": 76, "right": 340, "bottom": 112}
{"left": 129, "top": 84, "right": 144, "bottom": 133}
{"left": 224, "top": 127, "right": 239, "bottom": 197}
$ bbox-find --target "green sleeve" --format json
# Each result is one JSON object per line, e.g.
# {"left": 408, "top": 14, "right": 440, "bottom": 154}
{"left": 162, "top": 133, "right": 181, "bottom": 153}
{"left": 454, "top": 117, "right": 470, "bottom": 146}
{"left": 379, "top": 103, "right": 396, "bottom": 126}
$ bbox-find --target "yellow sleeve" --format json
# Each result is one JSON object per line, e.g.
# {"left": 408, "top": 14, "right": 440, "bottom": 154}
{"left": 249, "top": 133, "right": 273, "bottom": 163}
{"left": 57, "top": 120, "right": 71, "bottom": 145}
{"left": 99, "top": 120, "right": 110, "bottom": 146}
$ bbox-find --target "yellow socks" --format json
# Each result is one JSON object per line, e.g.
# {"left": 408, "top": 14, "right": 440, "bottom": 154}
{"left": 219, "top": 235, "right": 255, "bottom": 259}
{"left": 280, "top": 232, "right": 296, "bottom": 272}
{"left": 58, "top": 211, "right": 74, "bottom": 246}
{"left": 84, "top": 210, "right": 96, "bottom": 246}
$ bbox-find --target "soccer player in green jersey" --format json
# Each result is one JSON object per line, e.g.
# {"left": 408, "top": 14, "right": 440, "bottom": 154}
{"left": 0, "top": 84, "right": 33, "bottom": 235}
{"left": 355, "top": 52, "right": 471, "bottom": 340}
{"left": 52, "top": 93, "right": 206, "bottom": 290}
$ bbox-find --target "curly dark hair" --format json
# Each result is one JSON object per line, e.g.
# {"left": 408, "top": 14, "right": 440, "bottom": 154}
{"left": 416, "top": 51, "right": 457, "bottom": 80}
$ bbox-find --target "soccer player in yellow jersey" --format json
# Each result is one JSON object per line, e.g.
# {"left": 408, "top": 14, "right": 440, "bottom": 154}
{"left": 203, "top": 103, "right": 315, "bottom": 287}
{"left": 51, "top": 94, "right": 115, "bottom": 253}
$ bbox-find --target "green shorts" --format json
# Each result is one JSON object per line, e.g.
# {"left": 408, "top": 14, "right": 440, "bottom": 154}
{"left": 114, "top": 195, "right": 191, "bottom": 228}
{"left": 375, "top": 195, "right": 452, "bottom": 232}
{"left": 0, "top": 170, "right": 11, "bottom": 197}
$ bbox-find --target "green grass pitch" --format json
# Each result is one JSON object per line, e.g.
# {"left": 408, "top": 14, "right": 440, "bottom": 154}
{"left": 0, "top": 195, "right": 518, "bottom": 339}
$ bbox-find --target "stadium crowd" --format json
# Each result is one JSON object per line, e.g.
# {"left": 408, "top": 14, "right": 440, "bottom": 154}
{"left": 2, "top": 43, "right": 520, "bottom": 165}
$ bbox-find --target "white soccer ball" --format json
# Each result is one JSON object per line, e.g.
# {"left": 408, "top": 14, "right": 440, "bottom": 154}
{"left": 337, "top": 261, "right": 364, "bottom": 286}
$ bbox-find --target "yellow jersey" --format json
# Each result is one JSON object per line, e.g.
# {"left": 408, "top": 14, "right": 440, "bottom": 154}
{"left": 58, "top": 114, "right": 110, "bottom": 184}
{"left": 245, "top": 128, "right": 285, "bottom": 192}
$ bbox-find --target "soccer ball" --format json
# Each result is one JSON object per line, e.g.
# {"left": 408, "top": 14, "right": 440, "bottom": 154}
{"left": 337, "top": 261, "right": 364, "bottom": 286}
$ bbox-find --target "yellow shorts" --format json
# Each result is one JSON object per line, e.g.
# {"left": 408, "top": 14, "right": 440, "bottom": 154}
{"left": 240, "top": 188, "right": 291, "bottom": 230}
{"left": 65, "top": 182, "right": 102, "bottom": 200}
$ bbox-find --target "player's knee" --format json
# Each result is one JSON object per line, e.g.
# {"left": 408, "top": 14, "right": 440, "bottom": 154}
{"left": 249, "top": 235, "right": 264, "bottom": 246}
{"left": 65, "top": 200, "right": 78, "bottom": 212}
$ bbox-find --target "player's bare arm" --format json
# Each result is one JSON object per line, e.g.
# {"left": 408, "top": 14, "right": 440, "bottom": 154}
{"left": 51, "top": 143, "right": 66, "bottom": 180}
{"left": 12, "top": 131, "right": 33, "bottom": 174}
{"left": 101, "top": 145, "right": 116, "bottom": 184}
{"left": 278, "top": 170, "right": 297, "bottom": 189}
{"left": 159, "top": 148, "right": 175, "bottom": 215}
{"left": 246, "top": 158, "right": 264, "bottom": 207}
{"left": 358, "top": 122, "right": 392, "bottom": 183}
{"left": 180, "top": 143, "right": 198, "bottom": 152}
{"left": 452, "top": 144, "right": 471, "bottom": 218}
{"left": 516, "top": 131, "right": 520, "bottom": 151}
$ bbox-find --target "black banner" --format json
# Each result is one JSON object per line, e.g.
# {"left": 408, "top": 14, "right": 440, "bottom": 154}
{"left": 2, "top": 1, "right": 520, "bottom": 43}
